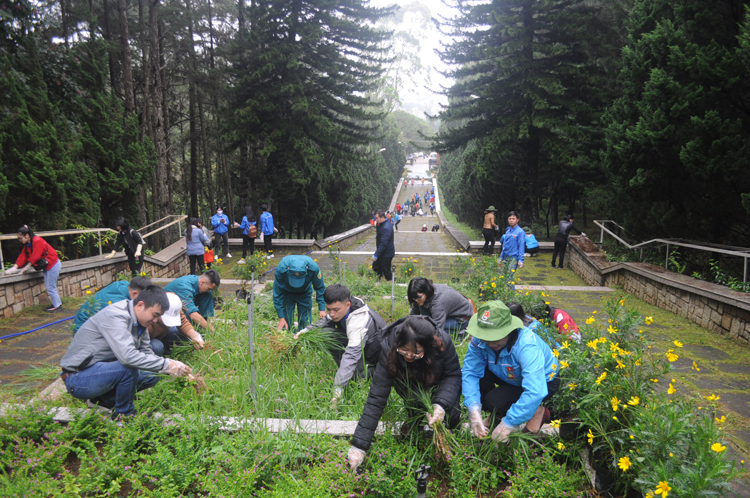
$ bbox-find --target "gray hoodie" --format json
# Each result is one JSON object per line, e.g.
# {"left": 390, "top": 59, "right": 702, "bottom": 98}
{"left": 60, "top": 299, "right": 168, "bottom": 373}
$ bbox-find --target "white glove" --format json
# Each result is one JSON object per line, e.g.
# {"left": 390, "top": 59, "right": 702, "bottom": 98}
{"left": 581, "top": 232, "right": 586, "bottom": 238}
{"left": 134, "top": 244, "right": 142, "bottom": 258}
{"left": 518, "top": 262, "right": 524, "bottom": 268}
{"left": 4, "top": 267, "right": 19, "bottom": 275}
{"left": 426, "top": 403, "right": 445, "bottom": 427}
{"left": 160, "top": 359, "right": 192, "bottom": 377}
{"left": 330, "top": 387, "right": 343, "bottom": 410}
{"left": 105, "top": 250, "right": 117, "bottom": 259}
{"left": 491, "top": 419, "right": 520, "bottom": 443}
{"left": 469, "top": 409, "right": 488, "bottom": 438}
{"left": 192, "top": 333, "right": 205, "bottom": 350}
{"left": 347, "top": 446, "right": 366, "bottom": 470}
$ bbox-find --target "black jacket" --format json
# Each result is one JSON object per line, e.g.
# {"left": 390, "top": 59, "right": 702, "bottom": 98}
{"left": 374, "top": 219, "right": 396, "bottom": 259}
{"left": 116, "top": 228, "right": 145, "bottom": 255}
{"left": 556, "top": 220, "right": 582, "bottom": 239}
{"left": 350, "top": 316, "right": 462, "bottom": 451}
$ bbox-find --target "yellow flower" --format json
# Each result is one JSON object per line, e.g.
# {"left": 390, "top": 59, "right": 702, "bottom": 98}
{"left": 548, "top": 372, "right": 555, "bottom": 380}
{"left": 704, "top": 394, "right": 720, "bottom": 401}
{"left": 586, "top": 317, "right": 595, "bottom": 324}
{"left": 86, "top": 290, "right": 91, "bottom": 294}
{"left": 665, "top": 350, "right": 679, "bottom": 362}
{"left": 592, "top": 310, "right": 597, "bottom": 314}
{"left": 569, "top": 383, "right": 578, "bottom": 391}
{"left": 612, "top": 416, "right": 618, "bottom": 421}
{"left": 616, "top": 359, "right": 626, "bottom": 369}
{"left": 635, "top": 359, "right": 642, "bottom": 366}
{"left": 607, "top": 325, "right": 618, "bottom": 334}
{"left": 557, "top": 442, "right": 565, "bottom": 451}
{"left": 673, "top": 340, "right": 683, "bottom": 347}
{"left": 715, "top": 416, "right": 726, "bottom": 423}
{"left": 645, "top": 316, "right": 654, "bottom": 325}
{"left": 550, "top": 419, "right": 561, "bottom": 429}
{"left": 619, "top": 299, "right": 625, "bottom": 306}
{"left": 587, "top": 340, "right": 599, "bottom": 351}
{"left": 630, "top": 434, "right": 634, "bottom": 439}
{"left": 561, "top": 341, "right": 570, "bottom": 349}
{"left": 552, "top": 349, "right": 560, "bottom": 358}
{"left": 491, "top": 282, "right": 496, "bottom": 288}
{"left": 551, "top": 363, "right": 557, "bottom": 371}
{"left": 560, "top": 360, "right": 569, "bottom": 369}
{"left": 587, "top": 428, "right": 594, "bottom": 445}
{"left": 595, "top": 371, "right": 608, "bottom": 385}
{"left": 654, "top": 481, "right": 671, "bottom": 497}
{"left": 618, "top": 456, "right": 632, "bottom": 471}
{"left": 650, "top": 378, "right": 659, "bottom": 383}
{"left": 667, "top": 383, "right": 676, "bottom": 394}
{"left": 611, "top": 396, "right": 621, "bottom": 411}
{"left": 692, "top": 361, "right": 700, "bottom": 371}
{"left": 627, "top": 396, "right": 640, "bottom": 406}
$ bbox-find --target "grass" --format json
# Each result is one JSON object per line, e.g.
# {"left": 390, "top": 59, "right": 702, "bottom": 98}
{"left": 439, "top": 203, "right": 482, "bottom": 240}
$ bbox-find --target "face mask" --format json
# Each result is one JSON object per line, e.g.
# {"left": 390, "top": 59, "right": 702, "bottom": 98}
{"left": 217, "top": 210, "right": 223, "bottom": 215}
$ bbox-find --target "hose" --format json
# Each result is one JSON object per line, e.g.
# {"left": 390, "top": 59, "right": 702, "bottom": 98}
{"left": 0, "top": 316, "right": 74, "bottom": 342}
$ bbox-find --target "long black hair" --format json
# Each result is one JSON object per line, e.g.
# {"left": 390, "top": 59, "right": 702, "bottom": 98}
{"left": 17, "top": 225, "right": 36, "bottom": 250}
{"left": 387, "top": 316, "right": 445, "bottom": 387}
{"left": 115, "top": 217, "right": 129, "bottom": 232}
{"left": 186, "top": 217, "right": 200, "bottom": 242}
{"left": 407, "top": 277, "right": 435, "bottom": 309}
{"left": 244, "top": 206, "right": 255, "bottom": 222}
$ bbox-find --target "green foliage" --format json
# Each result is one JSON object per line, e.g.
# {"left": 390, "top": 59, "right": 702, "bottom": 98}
{"left": 502, "top": 450, "right": 592, "bottom": 498}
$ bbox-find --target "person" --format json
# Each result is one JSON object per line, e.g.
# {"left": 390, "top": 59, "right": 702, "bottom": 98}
{"left": 523, "top": 226, "right": 540, "bottom": 257}
{"left": 347, "top": 316, "right": 462, "bottom": 470}
{"left": 431, "top": 224, "right": 440, "bottom": 232}
{"left": 461, "top": 301, "right": 559, "bottom": 442}
{"left": 5, "top": 225, "right": 63, "bottom": 312}
{"left": 260, "top": 203, "right": 276, "bottom": 259}
{"left": 500, "top": 211, "right": 525, "bottom": 269}
{"left": 429, "top": 201, "right": 435, "bottom": 215}
{"left": 295, "top": 284, "right": 385, "bottom": 408}
{"left": 417, "top": 207, "right": 424, "bottom": 217}
{"left": 421, "top": 178, "right": 425, "bottom": 186}
{"left": 395, "top": 203, "right": 401, "bottom": 216}
{"left": 552, "top": 214, "right": 586, "bottom": 269}
{"left": 372, "top": 209, "right": 395, "bottom": 282}
{"left": 211, "top": 206, "right": 231, "bottom": 258}
{"left": 273, "top": 255, "right": 327, "bottom": 330}
{"left": 237, "top": 206, "right": 258, "bottom": 264}
{"left": 60, "top": 285, "right": 192, "bottom": 418}
{"left": 482, "top": 206, "right": 498, "bottom": 255}
{"left": 73, "top": 276, "right": 152, "bottom": 333}
{"left": 185, "top": 218, "right": 209, "bottom": 275}
{"left": 106, "top": 217, "right": 145, "bottom": 277}
{"left": 407, "top": 277, "right": 475, "bottom": 337}
{"left": 421, "top": 224, "right": 428, "bottom": 232}
{"left": 148, "top": 292, "right": 206, "bottom": 356}
{"left": 404, "top": 179, "right": 408, "bottom": 189}
{"left": 410, "top": 203, "right": 416, "bottom": 217}
{"left": 164, "top": 269, "right": 220, "bottom": 331}
{"left": 410, "top": 178, "right": 414, "bottom": 188}
{"left": 545, "top": 305, "right": 581, "bottom": 342}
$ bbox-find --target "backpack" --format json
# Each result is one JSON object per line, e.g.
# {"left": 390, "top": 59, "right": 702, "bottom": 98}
{"left": 248, "top": 224, "right": 258, "bottom": 238}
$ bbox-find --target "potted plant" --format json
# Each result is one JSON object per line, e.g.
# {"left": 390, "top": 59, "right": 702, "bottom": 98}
{"left": 232, "top": 251, "right": 270, "bottom": 300}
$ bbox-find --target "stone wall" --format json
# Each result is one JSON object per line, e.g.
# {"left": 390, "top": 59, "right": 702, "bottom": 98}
{"left": 567, "top": 237, "right": 750, "bottom": 345}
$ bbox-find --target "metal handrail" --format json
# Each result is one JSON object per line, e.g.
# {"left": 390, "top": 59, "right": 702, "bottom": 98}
{"left": 594, "top": 220, "right": 750, "bottom": 282}
{"left": 0, "top": 215, "right": 187, "bottom": 274}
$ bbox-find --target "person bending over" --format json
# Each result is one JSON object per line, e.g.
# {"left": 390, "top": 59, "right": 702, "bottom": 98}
{"left": 347, "top": 316, "right": 462, "bottom": 470}
{"left": 462, "top": 301, "right": 560, "bottom": 442}
{"left": 60, "top": 285, "right": 192, "bottom": 418}
{"left": 149, "top": 292, "right": 206, "bottom": 356}
{"left": 408, "top": 277, "right": 475, "bottom": 337}
{"left": 164, "top": 269, "right": 220, "bottom": 331}
{"left": 296, "top": 284, "right": 385, "bottom": 409}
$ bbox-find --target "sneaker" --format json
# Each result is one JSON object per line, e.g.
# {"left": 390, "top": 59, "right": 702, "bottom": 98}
{"left": 270, "top": 254, "right": 275, "bottom": 258}
{"left": 524, "top": 253, "right": 531, "bottom": 257}
{"left": 238, "top": 259, "right": 246, "bottom": 265}
{"left": 557, "top": 266, "right": 564, "bottom": 269}
{"left": 45, "top": 305, "right": 63, "bottom": 313}
{"left": 266, "top": 255, "right": 272, "bottom": 260}
{"left": 226, "top": 253, "right": 232, "bottom": 258}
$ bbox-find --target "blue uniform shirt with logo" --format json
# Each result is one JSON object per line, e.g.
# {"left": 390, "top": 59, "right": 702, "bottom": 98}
{"left": 462, "top": 326, "right": 557, "bottom": 426}
{"left": 272, "top": 255, "right": 326, "bottom": 318}
{"left": 500, "top": 225, "right": 526, "bottom": 263}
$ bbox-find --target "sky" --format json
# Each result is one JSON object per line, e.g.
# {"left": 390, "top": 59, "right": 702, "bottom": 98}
{"left": 371, "top": 0, "right": 460, "bottom": 121}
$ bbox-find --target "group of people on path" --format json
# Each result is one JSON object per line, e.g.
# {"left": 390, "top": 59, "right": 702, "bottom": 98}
{"left": 396, "top": 188, "right": 435, "bottom": 218}
{"left": 481, "top": 209, "right": 585, "bottom": 269}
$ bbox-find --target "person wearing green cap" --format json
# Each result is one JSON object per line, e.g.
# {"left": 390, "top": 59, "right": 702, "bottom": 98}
{"left": 273, "top": 255, "right": 327, "bottom": 330}
{"left": 461, "top": 301, "right": 560, "bottom": 442}
{"left": 482, "top": 206, "right": 498, "bottom": 255}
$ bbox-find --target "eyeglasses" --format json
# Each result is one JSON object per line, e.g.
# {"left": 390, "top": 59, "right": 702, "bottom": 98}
{"left": 397, "top": 348, "right": 424, "bottom": 359}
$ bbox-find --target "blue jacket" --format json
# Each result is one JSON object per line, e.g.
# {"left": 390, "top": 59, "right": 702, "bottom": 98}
{"left": 211, "top": 213, "right": 229, "bottom": 234}
{"left": 525, "top": 234, "right": 539, "bottom": 250}
{"left": 239, "top": 217, "right": 257, "bottom": 236}
{"left": 164, "top": 275, "right": 214, "bottom": 320}
{"left": 260, "top": 212, "right": 274, "bottom": 235}
{"left": 73, "top": 281, "right": 131, "bottom": 333}
{"left": 373, "top": 219, "right": 395, "bottom": 259}
{"left": 500, "top": 225, "right": 525, "bottom": 263}
{"left": 462, "top": 327, "right": 557, "bottom": 427}
{"left": 272, "top": 256, "right": 326, "bottom": 317}
{"left": 184, "top": 226, "right": 209, "bottom": 256}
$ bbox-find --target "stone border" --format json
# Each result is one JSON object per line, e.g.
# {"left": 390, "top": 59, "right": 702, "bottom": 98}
{"left": 314, "top": 224, "right": 374, "bottom": 250}
{"left": 567, "top": 237, "right": 750, "bottom": 344}
{"left": 433, "top": 178, "right": 471, "bottom": 251}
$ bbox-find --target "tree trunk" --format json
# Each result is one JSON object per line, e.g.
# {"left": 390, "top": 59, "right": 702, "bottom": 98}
{"left": 198, "top": 99, "right": 215, "bottom": 215}
{"left": 149, "top": 0, "right": 169, "bottom": 247}
{"left": 185, "top": 0, "right": 199, "bottom": 217}
{"left": 118, "top": 0, "right": 135, "bottom": 115}
{"left": 102, "top": 0, "right": 120, "bottom": 96}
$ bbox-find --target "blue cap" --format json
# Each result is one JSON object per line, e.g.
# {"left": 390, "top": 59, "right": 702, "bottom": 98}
{"left": 286, "top": 259, "right": 309, "bottom": 288}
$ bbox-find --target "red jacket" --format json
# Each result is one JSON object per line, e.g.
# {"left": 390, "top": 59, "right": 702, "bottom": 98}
{"left": 16, "top": 236, "right": 60, "bottom": 269}
{"left": 552, "top": 309, "right": 579, "bottom": 336}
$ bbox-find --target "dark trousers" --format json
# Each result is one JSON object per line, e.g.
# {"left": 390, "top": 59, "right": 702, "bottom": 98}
{"left": 214, "top": 231, "right": 229, "bottom": 256}
{"left": 126, "top": 252, "right": 143, "bottom": 276}
{"left": 372, "top": 257, "right": 393, "bottom": 281}
{"left": 242, "top": 234, "right": 256, "bottom": 258}
{"left": 264, "top": 234, "right": 274, "bottom": 254}
{"left": 551, "top": 235, "right": 567, "bottom": 267}
{"left": 188, "top": 254, "right": 204, "bottom": 275}
{"left": 479, "top": 367, "right": 560, "bottom": 422}
{"left": 527, "top": 246, "right": 539, "bottom": 257}
{"left": 482, "top": 228, "right": 496, "bottom": 255}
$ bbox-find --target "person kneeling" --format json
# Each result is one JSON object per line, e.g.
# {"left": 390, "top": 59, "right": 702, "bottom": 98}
{"left": 59, "top": 285, "right": 192, "bottom": 418}
{"left": 296, "top": 284, "right": 386, "bottom": 409}
{"left": 149, "top": 292, "right": 206, "bottom": 356}
{"left": 347, "top": 316, "right": 462, "bottom": 470}
{"left": 462, "top": 301, "right": 559, "bottom": 442}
